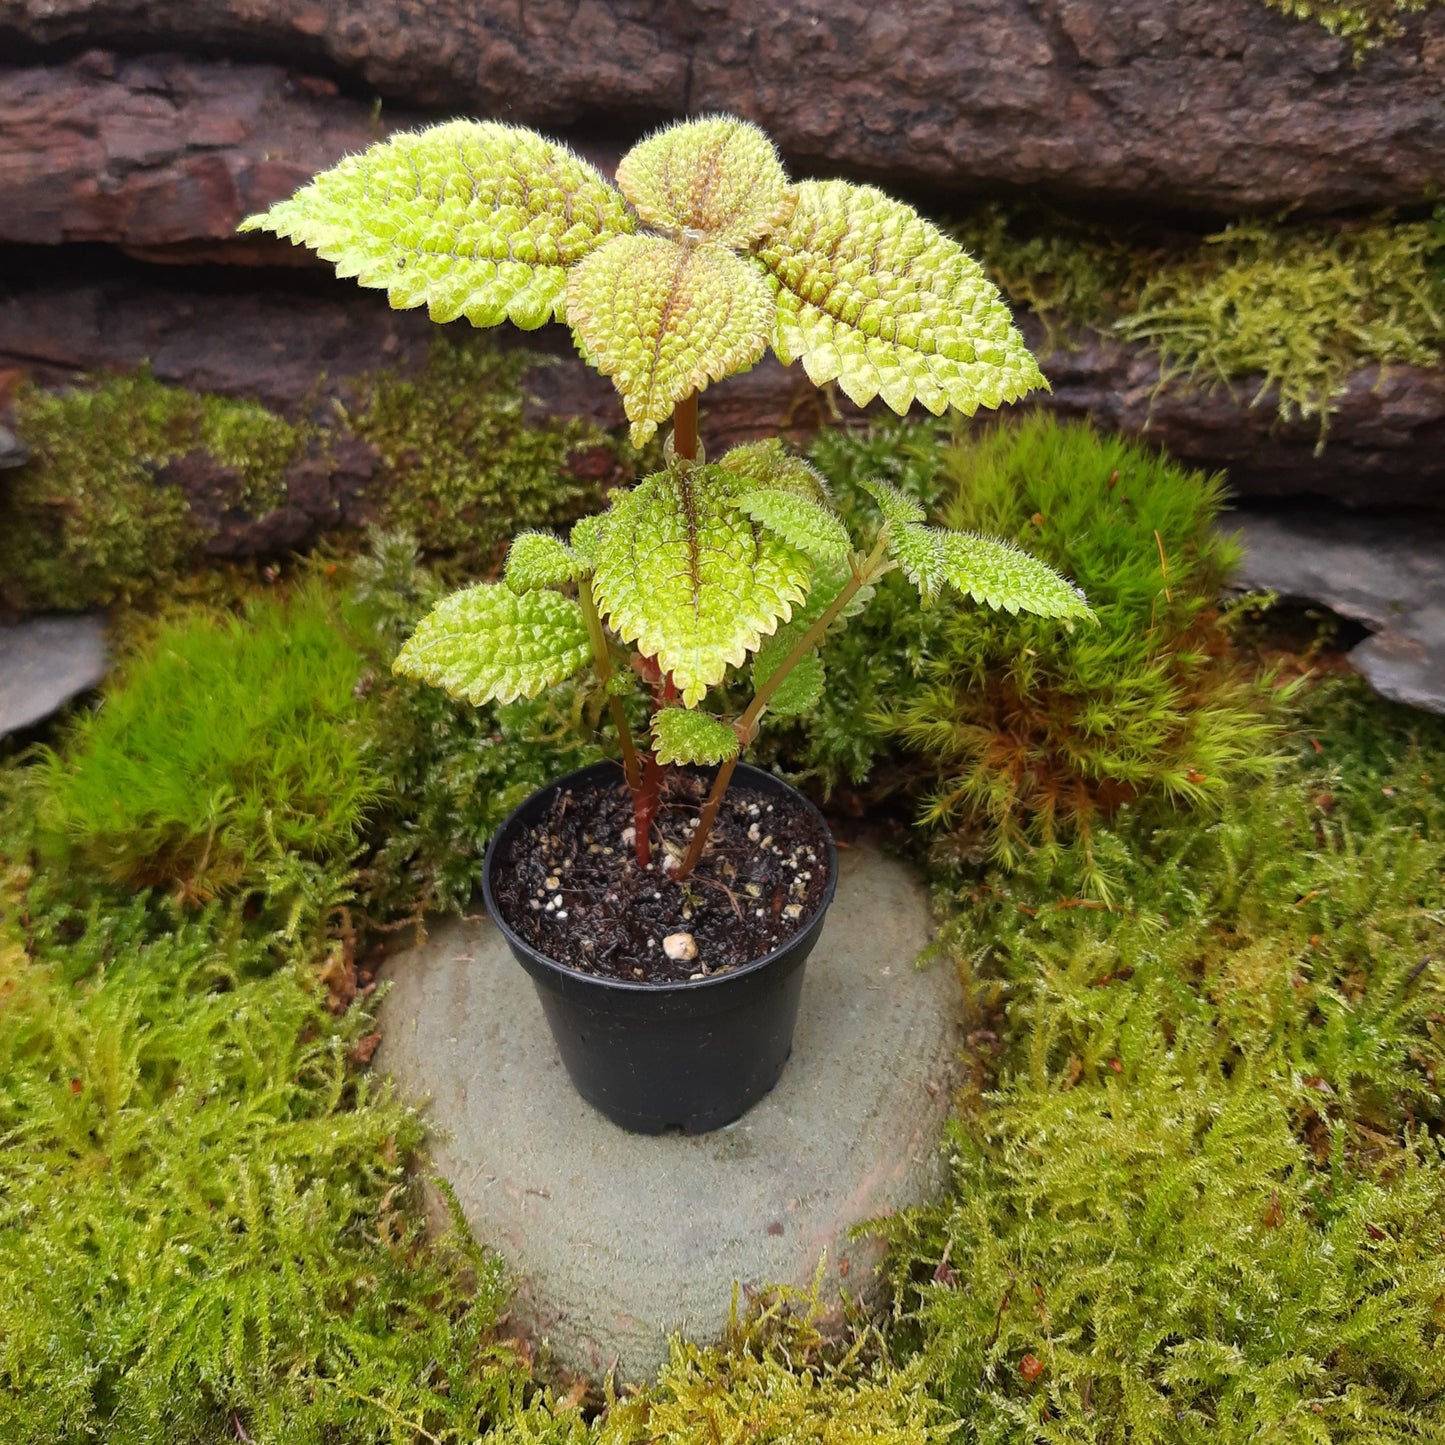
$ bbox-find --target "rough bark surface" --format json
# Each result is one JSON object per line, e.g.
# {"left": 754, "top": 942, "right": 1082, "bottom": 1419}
{"left": 1023, "top": 318, "right": 1445, "bottom": 510}
{"left": 2, "top": 1, "right": 1443, "bottom": 215}
{"left": 2, "top": 276, "right": 1441, "bottom": 533}
{"left": 0, "top": 54, "right": 423, "bottom": 261}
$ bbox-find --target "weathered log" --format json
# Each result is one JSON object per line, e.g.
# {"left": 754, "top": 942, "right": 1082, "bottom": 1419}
{"left": 1, "top": 0, "right": 1442, "bottom": 215}
{"left": 0, "top": 53, "right": 421, "bottom": 259}
{"left": 2, "top": 275, "right": 1441, "bottom": 526}
{"left": 1020, "top": 318, "right": 1445, "bottom": 510}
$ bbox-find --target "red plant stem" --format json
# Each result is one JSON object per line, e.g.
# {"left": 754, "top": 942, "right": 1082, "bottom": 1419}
{"left": 633, "top": 752, "right": 666, "bottom": 866}
{"left": 672, "top": 391, "right": 699, "bottom": 464}
{"left": 579, "top": 578, "right": 641, "bottom": 794}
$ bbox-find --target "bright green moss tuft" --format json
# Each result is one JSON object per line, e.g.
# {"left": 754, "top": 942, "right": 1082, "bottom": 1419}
{"left": 797, "top": 416, "right": 1278, "bottom": 893}
{"left": 0, "top": 372, "right": 307, "bottom": 611}
{"left": 597, "top": 1284, "right": 950, "bottom": 1445}
{"left": 34, "top": 588, "right": 383, "bottom": 930}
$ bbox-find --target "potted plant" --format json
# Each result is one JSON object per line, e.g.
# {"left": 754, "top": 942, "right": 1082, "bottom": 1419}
{"left": 243, "top": 115, "right": 1092, "bottom": 1133}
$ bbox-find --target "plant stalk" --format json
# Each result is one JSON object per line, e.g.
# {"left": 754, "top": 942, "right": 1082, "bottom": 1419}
{"left": 579, "top": 577, "right": 641, "bottom": 795}
{"left": 672, "top": 391, "right": 700, "bottom": 464}
{"left": 672, "top": 535, "right": 891, "bottom": 881}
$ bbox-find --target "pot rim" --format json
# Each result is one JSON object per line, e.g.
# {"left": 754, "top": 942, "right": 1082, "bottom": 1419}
{"left": 481, "top": 757, "right": 839, "bottom": 996}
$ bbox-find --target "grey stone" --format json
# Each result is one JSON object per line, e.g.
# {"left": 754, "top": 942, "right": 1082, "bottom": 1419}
{"left": 0, "top": 614, "right": 108, "bottom": 734}
{"left": 1228, "top": 509, "right": 1445, "bottom": 714}
{"left": 0, "top": 426, "right": 28, "bottom": 469}
{"left": 376, "top": 839, "right": 957, "bottom": 1382}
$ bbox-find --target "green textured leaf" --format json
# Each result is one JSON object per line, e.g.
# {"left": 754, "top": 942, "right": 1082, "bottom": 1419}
{"left": 718, "top": 439, "right": 830, "bottom": 500}
{"left": 652, "top": 707, "right": 741, "bottom": 766}
{"left": 593, "top": 466, "right": 811, "bottom": 706}
{"left": 753, "top": 642, "right": 826, "bottom": 718}
{"left": 736, "top": 490, "right": 851, "bottom": 563}
{"left": 938, "top": 531, "right": 1094, "bottom": 618}
{"left": 566, "top": 235, "right": 774, "bottom": 445}
{"left": 757, "top": 179, "right": 1047, "bottom": 415}
{"left": 569, "top": 514, "right": 605, "bottom": 567}
{"left": 240, "top": 121, "right": 634, "bottom": 330}
{"left": 615, "top": 116, "right": 792, "bottom": 249}
{"left": 505, "top": 531, "right": 582, "bottom": 592}
{"left": 393, "top": 583, "right": 591, "bottom": 705}
{"left": 859, "top": 477, "right": 926, "bottom": 527}
{"left": 888, "top": 522, "right": 949, "bottom": 605}
{"left": 787, "top": 557, "right": 875, "bottom": 633}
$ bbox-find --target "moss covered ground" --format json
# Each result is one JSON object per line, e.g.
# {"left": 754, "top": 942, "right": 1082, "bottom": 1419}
{"left": 1, "top": 413, "right": 1441, "bottom": 1441}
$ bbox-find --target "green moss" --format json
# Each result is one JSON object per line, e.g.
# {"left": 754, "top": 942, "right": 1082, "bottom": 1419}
{"left": 350, "top": 339, "right": 623, "bottom": 572}
{"left": 1, "top": 372, "right": 307, "bottom": 612}
{"left": 1120, "top": 218, "right": 1445, "bottom": 440}
{"left": 1260, "top": 0, "right": 1442, "bottom": 56}
{"left": 33, "top": 588, "right": 383, "bottom": 932}
{"left": 597, "top": 1284, "right": 949, "bottom": 1445}
{"left": 0, "top": 879, "right": 523, "bottom": 1445}
{"left": 2, "top": 476, "right": 1445, "bottom": 1445}
{"left": 1, "top": 340, "right": 633, "bottom": 614}
{"left": 958, "top": 206, "right": 1445, "bottom": 441}
{"left": 955, "top": 206, "right": 1158, "bottom": 338}
{"left": 798, "top": 416, "right": 1279, "bottom": 894}
{"left": 343, "top": 531, "right": 605, "bottom": 917}
{"left": 874, "top": 676, "right": 1445, "bottom": 1443}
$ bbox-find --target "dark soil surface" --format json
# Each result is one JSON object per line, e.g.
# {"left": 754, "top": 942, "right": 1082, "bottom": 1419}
{"left": 491, "top": 771, "right": 832, "bottom": 984}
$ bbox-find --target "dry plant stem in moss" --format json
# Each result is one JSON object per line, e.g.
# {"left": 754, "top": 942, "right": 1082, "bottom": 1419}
{"left": 243, "top": 114, "right": 1093, "bottom": 898}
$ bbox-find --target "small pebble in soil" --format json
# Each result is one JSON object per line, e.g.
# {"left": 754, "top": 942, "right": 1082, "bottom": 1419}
{"left": 663, "top": 932, "right": 698, "bottom": 962}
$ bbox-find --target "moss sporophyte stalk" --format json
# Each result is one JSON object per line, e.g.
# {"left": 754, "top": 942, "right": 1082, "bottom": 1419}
{"left": 242, "top": 116, "right": 1094, "bottom": 880}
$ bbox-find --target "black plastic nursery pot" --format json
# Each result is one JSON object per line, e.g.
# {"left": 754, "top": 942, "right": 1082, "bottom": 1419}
{"left": 481, "top": 760, "right": 838, "bottom": 1134}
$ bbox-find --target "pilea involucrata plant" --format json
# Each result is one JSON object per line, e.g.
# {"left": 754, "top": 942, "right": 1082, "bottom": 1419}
{"left": 243, "top": 116, "right": 1092, "bottom": 882}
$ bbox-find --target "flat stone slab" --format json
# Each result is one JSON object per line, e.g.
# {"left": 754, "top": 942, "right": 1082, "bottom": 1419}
{"left": 1229, "top": 509, "right": 1445, "bottom": 716}
{"left": 0, "top": 614, "right": 108, "bottom": 735}
{"left": 377, "top": 839, "right": 958, "bottom": 1382}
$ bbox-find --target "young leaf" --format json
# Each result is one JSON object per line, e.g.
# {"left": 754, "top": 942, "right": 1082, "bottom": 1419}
{"left": 393, "top": 583, "right": 591, "bottom": 704}
{"left": 569, "top": 514, "right": 606, "bottom": 567}
{"left": 505, "top": 531, "right": 583, "bottom": 592}
{"left": 718, "top": 439, "right": 830, "bottom": 500}
{"left": 859, "top": 477, "right": 926, "bottom": 527}
{"left": 789, "top": 556, "right": 875, "bottom": 633}
{"left": 592, "top": 467, "right": 811, "bottom": 706}
{"left": 735, "top": 490, "right": 852, "bottom": 563}
{"left": 757, "top": 179, "right": 1047, "bottom": 415}
{"left": 888, "top": 522, "right": 948, "bottom": 605}
{"left": 567, "top": 236, "right": 774, "bottom": 445}
{"left": 753, "top": 641, "right": 826, "bottom": 717}
{"left": 615, "top": 116, "right": 793, "bottom": 249}
{"left": 652, "top": 708, "right": 741, "bottom": 766}
{"left": 239, "top": 121, "right": 634, "bottom": 330}
{"left": 938, "top": 531, "right": 1094, "bottom": 618}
